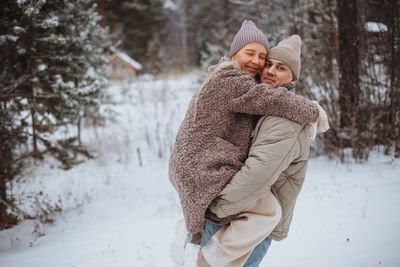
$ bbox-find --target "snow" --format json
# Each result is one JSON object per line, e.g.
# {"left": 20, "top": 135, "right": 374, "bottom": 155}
{"left": 40, "top": 16, "right": 59, "bottom": 29}
{"left": 113, "top": 52, "right": 143, "bottom": 70}
{"left": 1, "top": 72, "right": 400, "bottom": 267}
{"left": 13, "top": 26, "right": 25, "bottom": 34}
{"left": 37, "top": 64, "right": 47, "bottom": 71}
{"left": 365, "top": 22, "right": 388, "bottom": 32}
{"left": 164, "top": 0, "right": 178, "bottom": 10}
{"left": 0, "top": 35, "right": 18, "bottom": 45}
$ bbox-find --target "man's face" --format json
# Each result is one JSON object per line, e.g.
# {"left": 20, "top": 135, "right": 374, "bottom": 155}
{"left": 232, "top": 43, "right": 267, "bottom": 77}
{"left": 260, "top": 58, "right": 297, "bottom": 88}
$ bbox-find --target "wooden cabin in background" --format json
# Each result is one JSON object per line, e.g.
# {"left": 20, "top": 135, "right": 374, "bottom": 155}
{"left": 109, "top": 52, "right": 142, "bottom": 81}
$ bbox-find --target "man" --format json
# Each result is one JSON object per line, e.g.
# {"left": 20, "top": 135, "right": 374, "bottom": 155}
{"left": 198, "top": 35, "right": 329, "bottom": 267}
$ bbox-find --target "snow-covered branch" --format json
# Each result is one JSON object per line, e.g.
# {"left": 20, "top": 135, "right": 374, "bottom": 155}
{"left": 0, "top": 94, "right": 58, "bottom": 102}
{"left": 228, "top": 0, "right": 257, "bottom": 6}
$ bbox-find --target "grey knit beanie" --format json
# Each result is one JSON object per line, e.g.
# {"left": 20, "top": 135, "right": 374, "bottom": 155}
{"left": 267, "top": 34, "right": 302, "bottom": 79}
{"left": 228, "top": 20, "right": 270, "bottom": 58}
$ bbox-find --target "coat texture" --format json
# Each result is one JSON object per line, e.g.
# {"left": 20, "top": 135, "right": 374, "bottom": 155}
{"left": 212, "top": 116, "right": 312, "bottom": 241}
{"left": 168, "top": 59, "right": 318, "bottom": 235}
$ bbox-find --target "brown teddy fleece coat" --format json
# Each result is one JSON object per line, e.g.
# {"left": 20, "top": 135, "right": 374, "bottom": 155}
{"left": 168, "top": 59, "right": 318, "bottom": 235}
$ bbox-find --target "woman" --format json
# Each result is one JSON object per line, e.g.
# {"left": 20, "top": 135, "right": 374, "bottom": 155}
{"left": 199, "top": 35, "right": 329, "bottom": 267}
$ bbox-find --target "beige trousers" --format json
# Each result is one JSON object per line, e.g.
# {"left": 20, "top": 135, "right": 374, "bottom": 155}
{"left": 202, "top": 190, "right": 282, "bottom": 267}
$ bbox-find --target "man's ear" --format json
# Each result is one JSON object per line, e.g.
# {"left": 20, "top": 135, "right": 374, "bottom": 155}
{"left": 289, "top": 77, "right": 297, "bottom": 85}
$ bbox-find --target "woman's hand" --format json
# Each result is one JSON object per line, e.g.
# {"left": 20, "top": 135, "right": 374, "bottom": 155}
{"left": 309, "top": 101, "right": 329, "bottom": 140}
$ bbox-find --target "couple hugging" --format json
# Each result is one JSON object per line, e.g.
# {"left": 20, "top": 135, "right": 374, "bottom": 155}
{"left": 169, "top": 20, "right": 329, "bottom": 267}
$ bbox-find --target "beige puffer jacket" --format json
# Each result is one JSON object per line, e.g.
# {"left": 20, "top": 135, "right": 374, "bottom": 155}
{"left": 211, "top": 116, "right": 311, "bottom": 241}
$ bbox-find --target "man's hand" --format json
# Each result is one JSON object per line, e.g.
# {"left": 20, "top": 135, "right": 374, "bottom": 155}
{"left": 209, "top": 203, "right": 216, "bottom": 213}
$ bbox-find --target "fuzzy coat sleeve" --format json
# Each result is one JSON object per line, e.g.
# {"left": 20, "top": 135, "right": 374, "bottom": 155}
{"left": 211, "top": 116, "right": 302, "bottom": 218}
{"left": 217, "top": 67, "right": 319, "bottom": 124}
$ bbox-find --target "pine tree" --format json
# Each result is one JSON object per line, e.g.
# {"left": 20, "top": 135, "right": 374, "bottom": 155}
{"left": 195, "top": 0, "right": 232, "bottom": 68}
{"left": 193, "top": 0, "right": 298, "bottom": 69}
{"left": 102, "top": 0, "right": 166, "bottom": 72}
{"left": 0, "top": 0, "right": 112, "bottom": 227}
{"left": 295, "top": 0, "right": 399, "bottom": 160}
{"left": 0, "top": 103, "right": 27, "bottom": 228}
{"left": 199, "top": 26, "right": 231, "bottom": 69}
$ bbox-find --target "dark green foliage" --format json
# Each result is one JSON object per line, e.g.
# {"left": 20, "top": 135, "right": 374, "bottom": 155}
{"left": 294, "top": 0, "right": 400, "bottom": 161}
{"left": 102, "top": 0, "right": 166, "bottom": 71}
{"left": 0, "top": 0, "right": 112, "bottom": 227}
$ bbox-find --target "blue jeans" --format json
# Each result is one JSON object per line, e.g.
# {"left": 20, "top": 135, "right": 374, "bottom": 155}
{"left": 200, "top": 221, "right": 272, "bottom": 267}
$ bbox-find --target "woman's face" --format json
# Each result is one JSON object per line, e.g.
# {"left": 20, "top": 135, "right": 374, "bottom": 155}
{"left": 260, "top": 58, "right": 296, "bottom": 88}
{"left": 232, "top": 43, "right": 267, "bottom": 77}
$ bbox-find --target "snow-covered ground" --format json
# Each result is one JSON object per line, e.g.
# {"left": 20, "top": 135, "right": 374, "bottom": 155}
{"left": 1, "top": 72, "right": 399, "bottom": 267}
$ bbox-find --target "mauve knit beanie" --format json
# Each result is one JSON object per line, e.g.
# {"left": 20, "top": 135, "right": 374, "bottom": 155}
{"left": 267, "top": 34, "right": 302, "bottom": 79}
{"left": 228, "top": 20, "right": 270, "bottom": 58}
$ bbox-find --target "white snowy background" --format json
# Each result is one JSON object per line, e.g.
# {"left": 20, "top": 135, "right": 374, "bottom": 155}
{"left": 1, "top": 72, "right": 399, "bottom": 267}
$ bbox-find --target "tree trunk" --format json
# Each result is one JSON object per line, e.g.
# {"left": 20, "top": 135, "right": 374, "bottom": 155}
{"left": 178, "top": 0, "right": 188, "bottom": 69}
{"left": 78, "top": 116, "right": 82, "bottom": 146}
{"left": 337, "top": 0, "right": 360, "bottom": 128}
{"left": 389, "top": 0, "right": 400, "bottom": 157}
{"left": 0, "top": 135, "right": 6, "bottom": 198}
{"left": 31, "top": 108, "right": 38, "bottom": 155}
{"left": 0, "top": 134, "right": 8, "bottom": 228}
{"left": 96, "top": 0, "right": 105, "bottom": 26}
